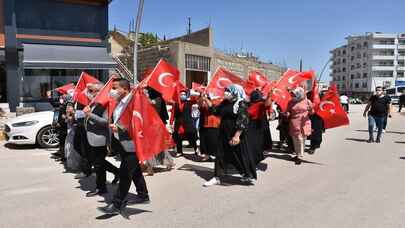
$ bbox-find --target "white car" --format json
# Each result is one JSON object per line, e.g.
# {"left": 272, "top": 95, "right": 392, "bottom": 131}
{"left": 4, "top": 111, "right": 59, "bottom": 148}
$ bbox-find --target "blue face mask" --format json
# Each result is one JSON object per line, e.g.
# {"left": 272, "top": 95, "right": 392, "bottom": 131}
{"left": 180, "top": 95, "right": 187, "bottom": 101}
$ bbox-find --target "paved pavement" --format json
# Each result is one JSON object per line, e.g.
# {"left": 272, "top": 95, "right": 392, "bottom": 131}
{"left": 0, "top": 104, "right": 404, "bottom": 228}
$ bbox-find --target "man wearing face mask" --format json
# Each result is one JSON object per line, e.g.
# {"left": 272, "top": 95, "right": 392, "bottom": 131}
{"left": 172, "top": 90, "right": 198, "bottom": 157}
{"left": 98, "top": 78, "right": 149, "bottom": 216}
{"left": 83, "top": 83, "right": 120, "bottom": 197}
{"left": 47, "top": 90, "right": 68, "bottom": 161}
{"left": 363, "top": 86, "right": 392, "bottom": 143}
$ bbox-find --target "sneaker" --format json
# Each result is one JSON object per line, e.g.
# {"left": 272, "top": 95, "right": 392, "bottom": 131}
{"left": 203, "top": 177, "right": 221, "bottom": 187}
{"left": 367, "top": 139, "right": 374, "bottom": 143}
{"left": 308, "top": 149, "right": 316, "bottom": 155}
{"left": 382, "top": 129, "right": 386, "bottom": 133}
{"left": 294, "top": 156, "right": 302, "bottom": 165}
{"left": 241, "top": 177, "right": 254, "bottom": 184}
{"left": 97, "top": 204, "right": 121, "bottom": 215}
{"left": 376, "top": 139, "right": 381, "bottom": 143}
{"left": 127, "top": 195, "right": 151, "bottom": 205}
{"left": 86, "top": 189, "right": 107, "bottom": 197}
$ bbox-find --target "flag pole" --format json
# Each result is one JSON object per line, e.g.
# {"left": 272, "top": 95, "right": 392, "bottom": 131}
{"left": 133, "top": 0, "right": 144, "bottom": 84}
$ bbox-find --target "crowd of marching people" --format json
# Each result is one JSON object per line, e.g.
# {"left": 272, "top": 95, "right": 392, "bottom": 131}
{"left": 47, "top": 59, "right": 350, "bottom": 217}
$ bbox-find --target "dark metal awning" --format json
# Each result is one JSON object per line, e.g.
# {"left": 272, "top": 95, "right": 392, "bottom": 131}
{"left": 23, "top": 44, "right": 117, "bottom": 69}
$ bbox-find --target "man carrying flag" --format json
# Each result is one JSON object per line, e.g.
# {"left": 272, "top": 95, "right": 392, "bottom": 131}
{"left": 98, "top": 78, "right": 150, "bottom": 216}
{"left": 308, "top": 80, "right": 325, "bottom": 154}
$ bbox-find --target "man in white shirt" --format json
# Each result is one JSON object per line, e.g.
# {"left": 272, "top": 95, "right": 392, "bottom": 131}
{"left": 340, "top": 94, "right": 349, "bottom": 113}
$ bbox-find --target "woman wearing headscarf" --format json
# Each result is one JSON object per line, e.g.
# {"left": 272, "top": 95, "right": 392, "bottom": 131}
{"left": 202, "top": 84, "right": 256, "bottom": 187}
{"left": 247, "top": 90, "right": 267, "bottom": 164}
{"left": 286, "top": 87, "right": 314, "bottom": 165}
{"left": 172, "top": 89, "right": 198, "bottom": 157}
{"left": 144, "top": 87, "right": 175, "bottom": 175}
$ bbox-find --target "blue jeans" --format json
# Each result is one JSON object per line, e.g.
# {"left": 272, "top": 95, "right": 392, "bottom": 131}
{"left": 368, "top": 115, "right": 384, "bottom": 141}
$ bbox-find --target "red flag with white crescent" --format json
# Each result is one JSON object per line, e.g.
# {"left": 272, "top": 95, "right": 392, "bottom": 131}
{"left": 147, "top": 59, "right": 180, "bottom": 102}
{"left": 277, "top": 69, "right": 315, "bottom": 89}
{"left": 192, "top": 82, "right": 206, "bottom": 93}
{"left": 90, "top": 75, "right": 117, "bottom": 108}
{"left": 55, "top": 83, "right": 75, "bottom": 95}
{"left": 207, "top": 67, "right": 244, "bottom": 97}
{"left": 118, "top": 89, "right": 174, "bottom": 162}
{"left": 311, "top": 80, "right": 321, "bottom": 112}
{"left": 248, "top": 70, "right": 269, "bottom": 88}
{"left": 72, "top": 72, "right": 100, "bottom": 106}
{"left": 316, "top": 88, "right": 349, "bottom": 129}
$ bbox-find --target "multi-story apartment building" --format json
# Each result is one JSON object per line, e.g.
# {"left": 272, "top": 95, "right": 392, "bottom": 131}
{"left": 330, "top": 32, "right": 405, "bottom": 96}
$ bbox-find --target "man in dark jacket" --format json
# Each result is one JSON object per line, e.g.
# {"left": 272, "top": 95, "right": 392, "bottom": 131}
{"left": 398, "top": 93, "right": 405, "bottom": 112}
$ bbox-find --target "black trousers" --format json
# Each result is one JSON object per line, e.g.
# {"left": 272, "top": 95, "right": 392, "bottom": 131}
{"left": 399, "top": 103, "right": 404, "bottom": 112}
{"left": 90, "top": 146, "right": 119, "bottom": 191}
{"left": 174, "top": 132, "right": 198, "bottom": 155}
{"left": 111, "top": 138, "right": 148, "bottom": 207}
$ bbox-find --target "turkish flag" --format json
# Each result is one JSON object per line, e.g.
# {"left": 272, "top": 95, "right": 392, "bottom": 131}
{"left": 311, "top": 80, "right": 321, "bottom": 112}
{"left": 192, "top": 82, "right": 206, "bottom": 93}
{"left": 72, "top": 72, "right": 100, "bottom": 106}
{"left": 55, "top": 83, "right": 75, "bottom": 95}
{"left": 329, "top": 82, "right": 338, "bottom": 95}
{"left": 119, "top": 89, "right": 174, "bottom": 163}
{"left": 277, "top": 69, "right": 315, "bottom": 89}
{"left": 248, "top": 70, "right": 269, "bottom": 88}
{"left": 91, "top": 75, "right": 117, "bottom": 108}
{"left": 147, "top": 59, "right": 180, "bottom": 102}
{"left": 207, "top": 67, "right": 244, "bottom": 97}
{"left": 271, "top": 84, "right": 292, "bottom": 112}
{"left": 316, "top": 89, "right": 349, "bottom": 129}
{"left": 243, "top": 79, "right": 257, "bottom": 96}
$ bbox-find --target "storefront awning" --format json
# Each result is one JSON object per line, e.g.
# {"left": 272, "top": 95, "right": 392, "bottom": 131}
{"left": 23, "top": 44, "right": 117, "bottom": 69}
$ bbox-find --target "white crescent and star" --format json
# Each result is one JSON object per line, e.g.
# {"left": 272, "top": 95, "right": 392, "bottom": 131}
{"left": 158, "top": 72, "right": 175, "bottom": 88}
{"left": 216, "top": 77, "right": 232, "bottom": 89}
{"left": 288, "top": 75, "right": 299, "bottom": 85}
{"left": 319, "top": 101, "right": 336, "bottom": 113}
{"left": 132, "top": 110, "right": 144, "bottom": 138}
{"left": 255, "top": 74, "right": 266, "bottom": 85}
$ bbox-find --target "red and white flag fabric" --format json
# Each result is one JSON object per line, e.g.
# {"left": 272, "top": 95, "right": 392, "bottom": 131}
{"left": 147, "top": 59, "right": 180, "bottom": 102}
{"left": 271, "top": 84, "right": 292, "bottom": 112}
{"left": 118, "top": 89, "right": 174, "bottom": 163}
{"left": 311, "top": 80, "right": 321, "bottom": 112}
{"left": 192, "top": 82, "right": 206, "bottom": 93}
{"left": 249, "top": 70, "right": 269, "bottom": 88}
{"left": 90, "top": 75, "right": 117, "bottom": 108}
{"left": 172, "top": 81, "right": 188, "bottom": 104}
{"left": 243, "top": 79, "right": 257, "bottom": 96}
{"left": 55, "top": 83, "right": 75, "bottom": 95}
{"left": 207, "top": 67, "right": 244, "bottom": 97}
{"left": 277, "top": 69, "right": 315, "bottom": 89}
{"left": 72, "top": 72, "right": 100, "bottom": 106}
{"left": 316, "top": 88, "right": 349, "bottom": 129}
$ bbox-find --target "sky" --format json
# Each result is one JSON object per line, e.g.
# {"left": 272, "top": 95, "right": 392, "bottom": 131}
{"left": 109, "top": 0, "right": 405, "bottom": 82}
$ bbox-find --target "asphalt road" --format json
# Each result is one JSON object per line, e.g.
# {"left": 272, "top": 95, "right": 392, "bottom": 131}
{"left": 0, "top": 104, "right": 404, "bottom": 228}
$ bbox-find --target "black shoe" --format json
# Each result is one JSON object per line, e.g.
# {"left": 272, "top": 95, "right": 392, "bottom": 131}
{"left": 127, "top": 195, "right": 150, "bottom": 205}
{"left": 86, "top": 189, "right": 107, "bottom": 197}
{"left": 376, "top": 139, "right": 381, "bottom": 143}
{"left": 367, "top": 139, "right": 374, "bottom": 143}
{"left": 294, "top": 156, "right": 302, "bottom": 165}
{"left": 308, "top": 149, "right": 315, "bottom": 155}
{"left": 98, "top": 204, "right": 121, "bottom": 215}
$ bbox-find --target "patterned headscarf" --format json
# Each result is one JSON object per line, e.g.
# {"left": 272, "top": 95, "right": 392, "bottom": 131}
{"left": 226, "top": 84, "right": 246, "bottom": 100}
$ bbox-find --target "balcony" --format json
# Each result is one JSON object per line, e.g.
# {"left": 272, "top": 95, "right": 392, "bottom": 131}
{"left": 372, "top": 44, "right": 396, "bottom": 49}
{"left": 397, "top": 66, "right": 405, "bottom": 71}
{"left": 372, "top": 55, "right": 395, "bottom": 60}
{"left": 398, "top": 45, "right": 405, "bottom": 49}
{"left": 372, "top": 66, "right": 395, "bottom": 71}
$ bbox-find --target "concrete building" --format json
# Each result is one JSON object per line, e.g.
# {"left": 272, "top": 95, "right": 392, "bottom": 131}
{"left": 331, "top": 32, "right": 405, "bottom": 95}
{"left": 0, "top": 0, "right": 116, "bottom": 111}
{"left": 110, "top": 27, "right": 285, "bottom": 88}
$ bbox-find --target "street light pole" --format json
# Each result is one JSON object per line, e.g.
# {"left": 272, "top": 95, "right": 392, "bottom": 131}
{"left": 133, "top": 0, "right": 144, "bottom": 84}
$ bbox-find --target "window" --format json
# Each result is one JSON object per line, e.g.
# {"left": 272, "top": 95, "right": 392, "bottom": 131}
{"left": 362, "top": 82, "right": 367, "bottom": 88}
{"left": 363, "top": 42, "right": 368, "bottom": 48}
{"left": 342, "top": 76, "right": 346, "bottom": 80}
{"left": 363, "top": 62, "right": 367, "bottom": 68}
{"left": 342, "top": 67, "right": 346, "bottom": 72}
{"left": 357, "top": 44, "right": 362, "bottom": 49}
{"left": 355, "top": 83, "right": 360, "bottom": 88}
{"left": 351, "top": 56, "right": 355, "bottom": 61}
{"left": 342, "top": 58, "right": 346, "bottom": 63}
{"left": 342, "top": 50, "right": 346, "bottom": 55}
{"left": 351, "top": 65, "right": 355, "bottom": 70}
{"left": 363, "top": 73, "right": 368, "bottom": 78}
{"left": 356, "top": 72, "right": 361, "bottom": 78}
{"left": 357, "top": 53, "right": 361, "bottom": 59}
{"left": 356, "top": 63, "right": 361, "bottom": 68}
{"left": 351, "top": 74, "right": 354, "bottom": 79}
{"left": 185, "top": 54, "right": 211, "bottom": 71}
{"left": 351, "top": 46, "right": 355, "bottom": 51}
{"left": 363, "top": 52, "right": 367, "bottom": 58}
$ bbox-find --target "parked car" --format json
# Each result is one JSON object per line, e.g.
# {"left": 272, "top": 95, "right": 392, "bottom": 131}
{"left": 4, "top": 111, "right": 59, "bottom": 148}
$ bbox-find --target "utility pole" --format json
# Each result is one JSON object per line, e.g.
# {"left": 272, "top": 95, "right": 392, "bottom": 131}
{"left": 188, "top": 17, "right": 191, "bottom": 34}
{"left": 133, "top": 0, "right": 144, "bottom": 84}
{"left": 299, "top": 58, "right": 303, "bottom": 72}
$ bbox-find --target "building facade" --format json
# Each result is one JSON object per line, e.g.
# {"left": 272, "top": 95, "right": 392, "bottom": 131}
{"left": 0, "top": 0, "right": 116, "bottom": 111}
{"left": 331, "top": 32, "right": 405, "bottom": 95}
{"left": 110, "top": 27, "right": 285, "bottom": 88}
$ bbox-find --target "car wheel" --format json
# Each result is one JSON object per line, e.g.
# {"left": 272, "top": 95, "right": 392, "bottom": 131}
{"left": 37, "top": 125, "right": 60, "bottom": 148}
